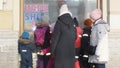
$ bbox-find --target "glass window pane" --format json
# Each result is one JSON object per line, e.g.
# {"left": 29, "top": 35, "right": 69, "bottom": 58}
{"left": 23, "top": 0, "right": 97, "bottom": 31}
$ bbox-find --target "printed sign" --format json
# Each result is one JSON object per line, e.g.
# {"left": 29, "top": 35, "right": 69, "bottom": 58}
{"left": 24, "top": 4, "right": 49, "bottom": 31}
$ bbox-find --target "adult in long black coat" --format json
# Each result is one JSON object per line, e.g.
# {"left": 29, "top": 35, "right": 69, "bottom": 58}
{"left": 51, "top": 4, "right": 76, "bottom": 68}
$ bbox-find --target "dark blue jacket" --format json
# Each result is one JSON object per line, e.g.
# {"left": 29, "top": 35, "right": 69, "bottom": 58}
{"left": 18, "top": 32, "right": 36, "bottom": 57}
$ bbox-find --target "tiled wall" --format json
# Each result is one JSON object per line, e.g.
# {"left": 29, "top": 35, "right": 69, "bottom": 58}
{"left": 106, "top": 30, "right": 120, "bottom": 68}
{"left": 0, "top": 31, "right": 19, "bottom": 68}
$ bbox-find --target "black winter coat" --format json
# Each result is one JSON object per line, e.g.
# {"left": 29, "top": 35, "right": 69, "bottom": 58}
{"left": 80, "top": 27, "right": 91, "bottom": 55}
{"left": 51, "top": 14, "right": 76, "bottom": 68}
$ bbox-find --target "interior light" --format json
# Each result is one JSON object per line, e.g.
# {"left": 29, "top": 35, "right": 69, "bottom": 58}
{"left": 32, "top": 26, "right": 36, "bottom": 31}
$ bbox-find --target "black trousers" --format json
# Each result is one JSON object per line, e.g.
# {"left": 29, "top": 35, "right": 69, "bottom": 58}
{"left": 79, "top": 56, "right": 94, "bottom": 68}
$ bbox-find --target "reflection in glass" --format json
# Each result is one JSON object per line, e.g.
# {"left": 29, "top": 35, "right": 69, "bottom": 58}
{"left": 23, "top": 0, "right": 97, "bottom": 31}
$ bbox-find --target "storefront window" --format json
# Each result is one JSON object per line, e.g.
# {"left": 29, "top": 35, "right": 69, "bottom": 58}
{"left": 23, "top": 0, "right": 97, "bottom": 31}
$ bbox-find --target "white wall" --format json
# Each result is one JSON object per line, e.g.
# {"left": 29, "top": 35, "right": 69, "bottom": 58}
{"left": 105, "top": 0, "right": 120, "bottom": 68}
{"left": 110, "top": 0, "right": 120, "bottom": 29}
{"left": 110, "top": 15, "right": 120, "bottom": 29}
{"left": 13, "top": 0, "right": 20, "bottom": 31}
{"left": 0, "top": 0, "right": 20, "bottom": 68}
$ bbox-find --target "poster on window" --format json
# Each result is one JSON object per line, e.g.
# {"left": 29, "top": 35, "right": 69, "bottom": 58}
{"left": 24, "top": 4, "right": 49, "bottom": 31}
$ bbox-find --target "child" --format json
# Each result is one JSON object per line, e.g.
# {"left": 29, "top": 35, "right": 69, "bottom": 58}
{"left": 18, "top": 31, "right": 36, "bottom": 68}
{"left": 34, "top": 22, "right": 51, "bottom": 68}
{"left": 80, "top": 18, "right": 93, "bottom": 68}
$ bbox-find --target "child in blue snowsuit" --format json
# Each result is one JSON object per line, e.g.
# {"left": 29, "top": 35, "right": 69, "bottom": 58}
{"left": 18, "top": 32, "right": 36, "bottom": 68}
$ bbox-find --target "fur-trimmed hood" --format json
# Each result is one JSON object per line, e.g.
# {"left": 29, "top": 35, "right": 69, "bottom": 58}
{"left": 19, "top": 31, "right": 32, "bottom": 44}
{"left": 18, "top": 38, "right": 32, "bottom": 44}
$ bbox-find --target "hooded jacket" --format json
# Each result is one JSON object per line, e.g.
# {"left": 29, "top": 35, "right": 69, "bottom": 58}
{"left": 34, "top": 22, "right": 50, "bottom": 49}
{"left": 51, "top": 4, "right": 76, "bottom": 68}
{"left": 18, "top": 32, "right": 36, "bottom": 54}
{"left": 88, "top": 19, "right": 109, "bottom": 64}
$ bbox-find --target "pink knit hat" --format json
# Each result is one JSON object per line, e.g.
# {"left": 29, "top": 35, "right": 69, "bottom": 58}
{"left": 90, "top": 9, "right": 102, "bottom": 20}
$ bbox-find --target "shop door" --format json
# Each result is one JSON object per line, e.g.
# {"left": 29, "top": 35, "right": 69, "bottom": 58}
{"left": 20, "top": 1, "right": 99, "bottom": 67}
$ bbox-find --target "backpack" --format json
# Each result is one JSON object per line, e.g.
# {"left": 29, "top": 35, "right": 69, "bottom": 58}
{"left": 75, "top": 26, "right": 82, "bottom": 48}
{"left": 34, "top": 26, "right": 48, "bottom": 46}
